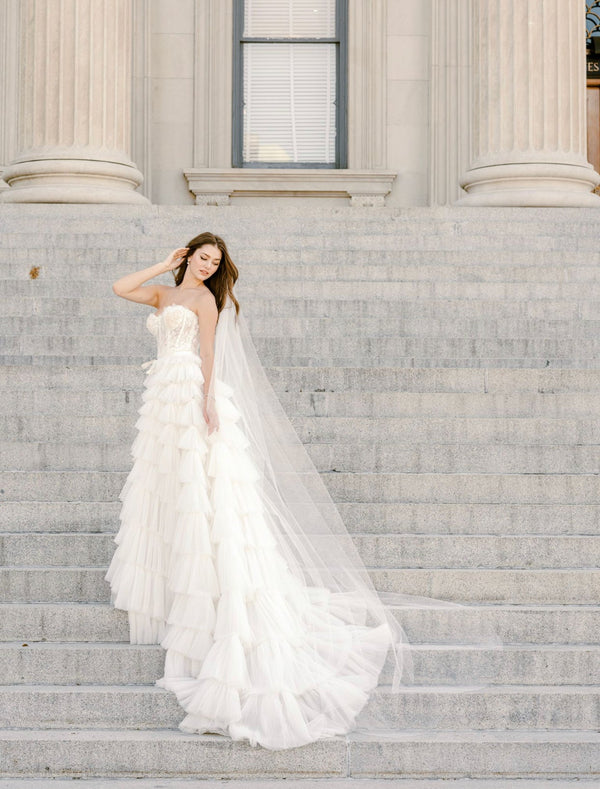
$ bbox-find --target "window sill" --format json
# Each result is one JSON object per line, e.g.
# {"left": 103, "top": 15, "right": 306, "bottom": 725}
{"left": 183, "top": 168, "right": 397, "bottom": 206}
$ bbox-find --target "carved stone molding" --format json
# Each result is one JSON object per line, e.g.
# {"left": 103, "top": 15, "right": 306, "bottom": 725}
{"left": 184, "top": 168, "right": 396, "bottom": 205}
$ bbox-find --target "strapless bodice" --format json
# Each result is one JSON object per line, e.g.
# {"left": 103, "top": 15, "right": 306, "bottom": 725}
{"left": 146, "top": 304, "right": 201, "bottom": 358}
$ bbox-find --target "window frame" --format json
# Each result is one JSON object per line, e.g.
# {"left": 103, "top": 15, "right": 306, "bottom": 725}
{"left": 232, "top": 0, "right": 348, "bottom": 169}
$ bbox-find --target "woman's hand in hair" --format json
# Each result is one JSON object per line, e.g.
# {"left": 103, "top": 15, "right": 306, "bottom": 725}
{"left": 161, "top": 248, "right": 189, "bottom": 272}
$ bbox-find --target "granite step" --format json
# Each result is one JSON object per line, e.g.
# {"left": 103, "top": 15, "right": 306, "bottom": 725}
{"left": 2, "top": 469, "right": 600, "bottom": 505}
{"left": 6, "top": 354, "right": 600, "bottom": 369}
{"left": 6, "top": 388, "right": 600, "bottom": 419}
{"left": 8, "top": 258, "right": 600, "bottom": 282}
{"left": 1, "top": 500, "right": 597, "bottom": 536}
{"left": 14, "top": 222, "right": 600, "bottom": 243}
{"left": 3, "top": 413, "right": 600, "bottom": 443}
{"left": 6, "top": 334, "right": 600, "bottom": 364}
{"left": 5, "top": 220, "right": 600, "bottom": 248}
{"left": 6, "top": 314, "right": 600, "bottom": 339}
{"left": 3, "top": 364, "right": 600, "bottom": 394}
{"left": 1, "top": 727, "right": 597, "bottom": 780}
{"left": 8, "top": 277, "right": 600, "bottom": 300}
{"left": 5, "top": 296, "right": 599, "bottom": 320}
{"left": 5, "top": 439, "right": 600, "bottom": 475}
{"left": 324, "top": 472, "right": 600, "bottom": 505}
{"left": 8, "top": 239, "right": 600, "bottom": 264}
{"left": 2, "top": 779, "right": 599, "bottom": 789}
{"left": 2, "top": 602, "right": 598, "bottom": 645}
{"left": 6, "top": 222, "right": 600, "bottom": 249}
{"left": 5, "top": 215, "right": 600, "bottom": 238}
{"left": 2, "top": 566, "right": 598, "bottom": 604}
{"left": 1, "top": 532, "right": 597, "bottom": 571}
{"left": 1, "top": 684, "right": 598, "bottom": 730}
{"left": 1, "top": 641, "right": 598, "bottom": 687}
{"left": 0, "top": 198, "right": 597, "bottom": 220}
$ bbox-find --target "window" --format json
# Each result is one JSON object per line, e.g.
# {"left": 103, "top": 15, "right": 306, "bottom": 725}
{"left": 588, "top": 1, "right": 600, "bottom": 41}
{"left": 232, "top": 0, "right": 347, "bottom": 168}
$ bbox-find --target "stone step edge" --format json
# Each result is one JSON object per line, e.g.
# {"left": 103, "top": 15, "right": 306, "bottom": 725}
{"left": 4, "top": 529, "right": 598, "bottom": 539}
{"left": 6, "top": 359, "right": 600, "bottom": 369}
{"left": 2, "top": 683, "right": 600, "bottom": 695}
{"left": 2, "top": 363, "right": 599, "bottom": 376}
{"left": 3, "top": 532, "right": 600, "bottom": 549}
{"left": 2, "top": 641, "right": 599, "bottom": 652}
{"left": 5, "top": 565, "right": 600, "bottom": 573}
{"left": 12, "top": 284, "right": 600, "bottom": 293}
{"left": 5, "top": 470, "right": 600, "bottom": 477}
{"left": 7, "top": 418, "right": 600, "bottom": 426}
{"left": 9, "top": 425, "right": 600, "bottom": 431}
{"left": 0, "top": 781, "right": 599, "bottom": 789}
{"left": 7, "top": 568, "right": 600, "bottom": 572}
{"left": 3, "top": 601, "right": 597, "bottom": 612}
{"left": 1, "top": 727, "right": 598, "bottom": 741}
{"left": 4, "top": 526, "right": 599, "bottom": 539}
{"left": 0, "top": 730, "right": 598, "bottom": 782}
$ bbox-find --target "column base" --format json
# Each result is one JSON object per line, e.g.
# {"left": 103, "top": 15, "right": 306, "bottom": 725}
{"left": 458, "top": 162, "right": 600, "bottom": 207}
{"left": 0, "top": 155, "right": 149, "bottom": 204}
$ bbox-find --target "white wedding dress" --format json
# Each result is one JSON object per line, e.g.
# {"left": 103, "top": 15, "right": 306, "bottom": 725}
{"left": 105, "top": 303, "right": 397, "bottom": 750}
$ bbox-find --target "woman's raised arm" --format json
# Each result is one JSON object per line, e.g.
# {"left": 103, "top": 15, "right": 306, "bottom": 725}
{"left": 112, "top": 248, "right": 188, "bottom": 306}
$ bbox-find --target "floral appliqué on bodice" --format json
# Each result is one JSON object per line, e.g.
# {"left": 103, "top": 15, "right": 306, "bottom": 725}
{"left": 146, "top": 304, "right": 201, "bottom": 358}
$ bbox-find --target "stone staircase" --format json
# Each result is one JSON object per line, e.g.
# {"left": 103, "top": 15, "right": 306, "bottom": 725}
{"left": 0, "top": 204, "right": 599, "bottom": 785}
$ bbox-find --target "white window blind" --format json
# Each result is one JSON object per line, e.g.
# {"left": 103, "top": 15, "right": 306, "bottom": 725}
{"left": 242, "top": 43, "right": 336, "bottom": 164}
{"left": 244, "top": 0, "right": 335, "bottom": 38}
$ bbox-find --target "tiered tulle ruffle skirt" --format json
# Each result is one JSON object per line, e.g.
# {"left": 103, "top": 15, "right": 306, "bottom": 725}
{"left": 105, "top": 305, "right": 392, "bottom": 750}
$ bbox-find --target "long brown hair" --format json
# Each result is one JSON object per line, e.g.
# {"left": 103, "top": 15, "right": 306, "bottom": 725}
{"left": 173, "top": 232, "right": 239, "bottom": 315}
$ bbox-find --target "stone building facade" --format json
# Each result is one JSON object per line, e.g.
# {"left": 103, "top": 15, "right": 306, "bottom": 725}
{"left": 1, "top": 0, "right": 599, "bottom": 208}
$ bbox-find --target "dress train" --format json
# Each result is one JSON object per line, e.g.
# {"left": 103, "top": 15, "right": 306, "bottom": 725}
{"left": 105, "top": 304, "right": 393, "bottom": 750}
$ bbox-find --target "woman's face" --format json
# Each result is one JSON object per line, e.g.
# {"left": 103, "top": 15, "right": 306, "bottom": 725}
{"left": 187, "top": 244, "right": 222, "bottom": 283}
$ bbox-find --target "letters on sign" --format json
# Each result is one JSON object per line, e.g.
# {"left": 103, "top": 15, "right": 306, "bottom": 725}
{"left": 588, "top": 59, "right": 600, "bottom": 75}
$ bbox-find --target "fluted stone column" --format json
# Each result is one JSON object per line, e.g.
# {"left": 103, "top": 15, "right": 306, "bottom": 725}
{"left": 459, "top": 0, "right": 600, "bottom": 206}
{"left": 1, "top": 0, "right": 148, "bottom": 203}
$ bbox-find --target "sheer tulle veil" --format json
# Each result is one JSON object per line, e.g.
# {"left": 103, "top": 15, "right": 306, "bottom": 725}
{"left": 208, "top": 297, "right": 500, "bottom": 734}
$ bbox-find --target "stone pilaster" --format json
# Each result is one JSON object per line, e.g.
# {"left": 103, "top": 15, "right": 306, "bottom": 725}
{"left": 1, "top": 0, "right": 148, "bottom": 203}
{"left": 430, "top": 0, "right": 471, "bottom": 205}
{"left": 459, "top": 0, "right": 600, "bottom": 206}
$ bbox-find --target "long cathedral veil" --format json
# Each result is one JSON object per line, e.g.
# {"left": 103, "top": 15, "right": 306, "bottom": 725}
{"left": 208, "top": 298, "right": 500, "bottom": 734}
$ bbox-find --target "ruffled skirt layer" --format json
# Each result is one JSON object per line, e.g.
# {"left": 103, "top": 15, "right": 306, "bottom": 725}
{"left": 105, "top": 350, "right": 391, "bottom": 750}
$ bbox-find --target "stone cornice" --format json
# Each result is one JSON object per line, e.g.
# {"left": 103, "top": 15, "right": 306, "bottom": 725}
{"left": 183, "top": 168, "right": 397, "bottom": 206}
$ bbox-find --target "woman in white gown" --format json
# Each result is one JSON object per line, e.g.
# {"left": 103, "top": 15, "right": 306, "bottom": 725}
{"left": 105, "top": 232, "right": 414, "bottom": 750}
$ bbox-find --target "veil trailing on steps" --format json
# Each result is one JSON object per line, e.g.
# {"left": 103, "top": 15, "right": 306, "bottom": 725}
{"left": 207, "top": 298, "right": 501, "bottom": 736}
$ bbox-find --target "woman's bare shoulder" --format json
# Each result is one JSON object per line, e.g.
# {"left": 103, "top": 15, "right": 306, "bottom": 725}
{"left": 190, "top": 291, "right": 218, "bottom": 328}
{"left": 192, "top": 288, "right": 217, "bottom": 310}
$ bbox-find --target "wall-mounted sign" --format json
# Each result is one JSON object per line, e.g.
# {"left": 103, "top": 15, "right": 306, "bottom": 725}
{"left": 588, "top": 58, "right": 600, "bottom": 77}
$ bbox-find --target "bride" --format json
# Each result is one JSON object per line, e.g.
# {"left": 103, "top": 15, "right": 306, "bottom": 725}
{"left": 105, "top": 231, "right": 411, "bottom": 750}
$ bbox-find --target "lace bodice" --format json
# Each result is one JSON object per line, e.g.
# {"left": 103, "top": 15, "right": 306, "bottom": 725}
{"left": 146, "top": 304, "right": 201, "bottom": 357}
